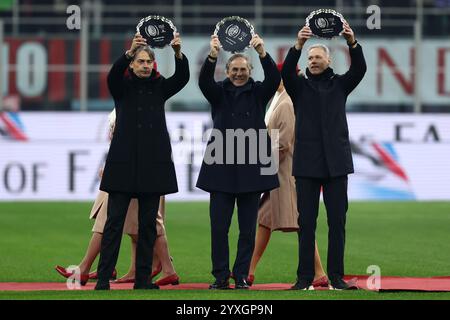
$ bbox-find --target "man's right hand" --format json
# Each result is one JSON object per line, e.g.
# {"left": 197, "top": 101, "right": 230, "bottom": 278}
{"left": 295, "top": 26, "right": 312, "bottom": 50}
{"left": 209, "top": 35, "right": 221, "bottom": 59}
{"left": 127, "top": 32, "right": 147, "bottom": 58}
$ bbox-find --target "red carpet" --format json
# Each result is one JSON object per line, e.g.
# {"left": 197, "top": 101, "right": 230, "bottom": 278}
{"left": 344, "top": 275, "right": 450, "bottom": 292}
{"left": 1, "top": 276, "right": 450, "bottom": 292}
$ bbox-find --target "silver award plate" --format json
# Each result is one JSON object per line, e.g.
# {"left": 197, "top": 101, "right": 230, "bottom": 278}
{"left": 305, "top": 9, "right": 345, "bottom": 39}
{"left": 214, "top": 16, "right": 255, "bottom": 53}
{"left": 136, "top": 15, "right": 177, "bottom": 48}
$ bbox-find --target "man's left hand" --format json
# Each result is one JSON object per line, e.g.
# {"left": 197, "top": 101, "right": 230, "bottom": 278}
{"left": 342, "top": 22, "right": 356, "bottom": 46}
{"left": 171, "top": 33, "right": 183, "bottom": 59}
{"left": 250, "top": 34, "right": 266, "bottom": 58}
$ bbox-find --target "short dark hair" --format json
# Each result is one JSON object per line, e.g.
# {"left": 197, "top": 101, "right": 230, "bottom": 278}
{"left": 132, "top": 46, "right": 155, "bottom": 61}
{"left": 225, "top": 54, "right": 253, "bottom": 72}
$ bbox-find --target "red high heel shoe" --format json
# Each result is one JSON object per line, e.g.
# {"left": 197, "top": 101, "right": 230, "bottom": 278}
{"left": 312, "top": 275, "right": 329, "bottom": 288}
{"left": 55, "top": 265, "right": 89, "bottom": 286}
{"left": 114, "top": 264, "right": 164, "bottom": 284}
{"left": 247, "top": 274, "right": 255, "bottom": 286}
{"left": 151, "top": 256, "right": 174, "bottom": 279}
{"left": 114, "top": 277, "right": 135, "bottom": 284}
{"left": 151, "top": 264, "right": 162, "bottom": 279}
{"left": 89, "top": 268, "right": 117, "bottom": 280}
{"left": 155, "top": 273, "right": 179, "bottom": 286}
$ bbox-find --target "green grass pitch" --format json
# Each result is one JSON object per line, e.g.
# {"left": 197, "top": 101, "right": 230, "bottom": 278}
{"left": 0, "top": 201, "right": 449, "bottom": 300}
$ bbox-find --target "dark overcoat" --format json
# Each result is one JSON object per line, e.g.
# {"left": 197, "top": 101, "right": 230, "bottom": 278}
{"left": 281, "top": 44, "right": 367, "bottom": 178}
{"left": 196, "top": 53, "right": 280, "bottom": 193}
{"left": 100, "top": 53, "right": 190, "bottom": 194}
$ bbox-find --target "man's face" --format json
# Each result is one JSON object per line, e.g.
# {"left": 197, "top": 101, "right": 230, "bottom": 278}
{"left": 307, "top": 47, "right": 331, "bottom": 75}
{"left": 130, "top": 51, "right": 154, "bottom": 78}
{"left": 226, "top": 57, "right": 251, "bottom": 87}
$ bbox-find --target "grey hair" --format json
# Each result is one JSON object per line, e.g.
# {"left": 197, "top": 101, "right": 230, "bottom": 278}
{"left": 132, "top": 46, "right": 155, "bottom": 61}
{"left": 225, "top": 54, "right": 253, "bottom": 72}
{"left": 307, "top": 44, "right": 330, "bottom": 58}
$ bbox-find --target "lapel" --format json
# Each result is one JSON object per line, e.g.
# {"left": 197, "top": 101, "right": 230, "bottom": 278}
{"left": 268, "top": 89, "right": 293, "bottom": 131}
{"left": 271, "top": 90, "right": 288, "bottom": 114}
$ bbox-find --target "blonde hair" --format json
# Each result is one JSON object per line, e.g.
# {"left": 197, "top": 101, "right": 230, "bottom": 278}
{"left": 308, "top": 44, "right": 330, "bottom": 58}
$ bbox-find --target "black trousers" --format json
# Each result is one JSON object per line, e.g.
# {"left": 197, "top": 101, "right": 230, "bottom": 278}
{"left": 96, "top": 192, "right": 160, "bottom": 286}
{"left": 209, "top": 192, "right": 260, "bottom": 281}
{"left": 295, "top": 176, "right": 348, "bottom": 282}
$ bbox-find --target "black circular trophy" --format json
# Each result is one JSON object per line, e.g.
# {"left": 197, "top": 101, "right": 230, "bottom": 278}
{"left": 214, "top": 16, "right": 255, "bottom": 53}
{"left": 136, "top": 15, "right": 177, "bottom": 48}
{"left": 305, "top": 9, "right": 345, "bottom": 39}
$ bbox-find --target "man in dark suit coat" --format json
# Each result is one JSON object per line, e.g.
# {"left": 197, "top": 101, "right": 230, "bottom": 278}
{"left": 281, "top": 22, "right": 367, "bottom": 290}
{"left": 95, "top": 32, "right": 189, "bottom": 290}
{"left": 197, "top": 34, "right": 280, "bottom": 289}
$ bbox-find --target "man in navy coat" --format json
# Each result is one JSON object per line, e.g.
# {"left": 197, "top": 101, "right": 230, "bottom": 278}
{"left": 282, "top": 22, "right": 367, "bottom": 290}
{"left": 197, "top": 34, "right": 280, "bottom": 289}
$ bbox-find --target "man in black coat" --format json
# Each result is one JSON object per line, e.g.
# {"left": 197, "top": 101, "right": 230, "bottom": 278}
{"left": 95, "top": 32, "right": 189, "bottom": 290}
{"left": 281, "top": 22, "right": 367, "bottom": 290}
{"left": 197, "top": 34, "right": 280, "bottom": 289}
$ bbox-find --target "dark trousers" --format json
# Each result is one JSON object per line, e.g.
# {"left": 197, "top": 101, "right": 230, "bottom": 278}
{"left": 209, "top": 192, "right": 260, "bottom": 281}
{"left": 295, "top": 176, "right": 348, "bottom": 282}
{"left": 96, "top": 192, "right": 160, "bottom": 286}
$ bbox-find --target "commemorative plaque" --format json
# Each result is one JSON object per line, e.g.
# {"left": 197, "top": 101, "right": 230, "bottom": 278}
{"left": 305, "top": 9, "right": 345, "bottom": 39}
{"left": 214, "top": 16, "right": 255, "bottom": 53}
{"left": 136, "top": 15, "right": 177, "bottom": 48}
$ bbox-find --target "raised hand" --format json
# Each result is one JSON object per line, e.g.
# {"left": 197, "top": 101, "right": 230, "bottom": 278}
{"left": 296, "top": 25, "right": 312, "bottom": 50}
{"left": 250, "top": 34, "right": 266, "bottom": 58}
{"left": 128, "top": 32, "right": 147, "bottom": 57}
{"left": 209, "top": 35, "right": 221, "bottom": 59}
{"left": 342, "top": 21, "right": 356, "bottom": 46}
{"left": 171, "top": 32, "right": 183, "bottom": 58}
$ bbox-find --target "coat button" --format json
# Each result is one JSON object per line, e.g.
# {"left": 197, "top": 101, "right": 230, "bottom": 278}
{"left": 246, "top": 112, "right": 250, "bottom": 117}
{"left": 231, "top": 112, "right": 235, "bottom": 117}
{"left": 149, "top": 124, "right": 153, "bottom": 129}
{"left": 138, "top": 124, "right": 142, "bottom": 129}
{"left": 148, "top": 91, "right": 153, "bottom": 94}
{"left": 138, "top": 90, "right": 143, "bottom": 94}
{"left": 138, "top": 107, "right": 142, "bottom": 111}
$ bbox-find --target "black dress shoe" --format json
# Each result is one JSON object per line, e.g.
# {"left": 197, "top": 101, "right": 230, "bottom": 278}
{"left": 133, "top": 282, "right": 160, "bottom": 290}
{"left": 329, "top": 278, "right": 356, "bottom": 290}
{"left": 94, "top": 281, "right": 110, "bottom": 290}
{"left": 290, "top": 279, "right": 314, "bottom": 290}
{"left": 209, "top": 279, "right": 230, "bottom": 290}
{"left": 234, "top": 278, "right": 250, "bottom": 290}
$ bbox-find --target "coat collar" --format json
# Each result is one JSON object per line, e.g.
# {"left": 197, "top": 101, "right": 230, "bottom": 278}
{"left": 223, "top": 77, "right": 255, "bottom": 93}
{"left": 271, "top": 89, "right": 287, "bottom": 114}
{"left": 127, "top": 67, "right": 160, "bottom": 83}
{"left": 305, "top": 67, "right": 335, "bottom": 81}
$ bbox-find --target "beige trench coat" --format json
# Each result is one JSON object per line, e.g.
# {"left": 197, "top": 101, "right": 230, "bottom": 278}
{"left": 89, "top": 191, "right": 166, "bottom": 236}
{"left": 258, "top": 89, "right": 299, "bottom": 231}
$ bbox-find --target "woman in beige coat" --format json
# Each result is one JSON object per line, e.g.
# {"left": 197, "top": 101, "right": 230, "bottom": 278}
{"left": 248, "top": 64, "right": 327, "bottom": 287}
{"left": 55, "top": 110, "right": 179, "bottom": 286}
